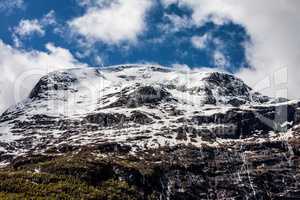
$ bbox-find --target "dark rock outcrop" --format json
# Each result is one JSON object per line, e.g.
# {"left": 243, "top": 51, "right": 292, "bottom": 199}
{"left": 85, "top": 113, "right": 126, "bottom": 127}
{"left": 29, "top": 71, "right": 78, "bottom": 99}
{"left": 129, "top": 111, "right": 153, "bottom": 125}
{"left": 107, "top": 85, "right": 175, "bottom": 108}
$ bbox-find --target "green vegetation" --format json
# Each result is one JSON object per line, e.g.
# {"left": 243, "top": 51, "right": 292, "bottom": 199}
{"left": 0, "top": 152, "right": 160, "bottom": 200}
{"left": 0, "top": 171, "right": 141, "bottom": 200}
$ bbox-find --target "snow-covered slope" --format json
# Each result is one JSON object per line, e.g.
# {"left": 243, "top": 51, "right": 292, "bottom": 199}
{"left": 0, "top": 64, "right": 299, "bottom": 164}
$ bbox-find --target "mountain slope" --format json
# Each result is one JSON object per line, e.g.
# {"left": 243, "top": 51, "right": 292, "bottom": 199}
{"left": 0, "top": 65, "right": 299, "bottom": 199}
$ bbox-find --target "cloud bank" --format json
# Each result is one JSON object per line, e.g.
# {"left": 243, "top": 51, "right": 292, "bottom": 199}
{"left": 0, "top": 40, "right": 85, "bottom": 113}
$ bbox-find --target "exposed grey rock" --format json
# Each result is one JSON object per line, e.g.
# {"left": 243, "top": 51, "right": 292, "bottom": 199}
{"left": 129, "top": 110, "right": 153, "bottom": 125}
{"left": 29, "top": 71, "right": 78, "bottom": 99}
{"left": 85, "top": 113, "right": 126, "bottom": 127}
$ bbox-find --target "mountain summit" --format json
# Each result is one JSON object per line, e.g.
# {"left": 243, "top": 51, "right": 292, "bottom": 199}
{"left": 0, "top": 65, "right": 299, "bottom": 199}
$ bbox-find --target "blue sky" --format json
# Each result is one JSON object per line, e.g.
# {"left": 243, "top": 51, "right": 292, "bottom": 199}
{"left": 0, "top": 0, "right": 250, "bottom": 72}
{"left": 0, "top": 0, "right": 300, "bottom": 113}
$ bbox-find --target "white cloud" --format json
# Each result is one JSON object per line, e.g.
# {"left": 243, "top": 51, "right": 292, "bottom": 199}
{"left": 160, "top": 0, "right": 177, "bottom": 7}
{"left": 12, "top": 19, "right": 44, "bottom": 47}
{"left": 93, "top": 55, "right": 104, "bottom": 66}
{"left": 191, "top": 34, "right": 229, "bottom": 69}
{"left": 0, "top": 0, "right": 24, "bottom": 14}
{"left": 77, "top": 0, "right": 109, "bottom": 7}
{"left": 0, "top": 40, "right": 85, "bottom": 114}
{"left": 171, "top": 63, "right": 227, "bottom": 74}
{"left": 69, "top": 0, "right": 153, "bottom": 44}
{"left": 172, "top": 63, "right": 190, "bottom": 71}
{"left": 213, "top": 50, "right": 229, "bottom": 69}
{"left": 191, "top": 34, "right": 209, "bottom": 49}
{"left": 41, "top": 10, "right": 57, "bottom": 26}
{"left": 162, "top": 0, "right": 300, "bottom": 99}
{"left": 12, "top": 10, "right": 57, "bottom": 47}
{"left": 160, "top": 14, "right": 192, "bottom": 33}
{"left": 13, "top": 19, "right": 45, "bottom": 38}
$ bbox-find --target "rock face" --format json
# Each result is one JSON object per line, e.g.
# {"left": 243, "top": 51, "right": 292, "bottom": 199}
{"left": 0, "top": 64, "right": 299, "bottom": 199}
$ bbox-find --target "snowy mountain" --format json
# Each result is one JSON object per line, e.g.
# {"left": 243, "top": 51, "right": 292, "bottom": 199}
{"left": 0, "top": 65, "right": 299, "bottom": 199}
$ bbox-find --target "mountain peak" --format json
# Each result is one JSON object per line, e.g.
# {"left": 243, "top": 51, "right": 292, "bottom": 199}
{"left": 26, "top": 64, "right": 269, "bottom": 105}
{"left": 0, "top": 64, "right": 298, "bottom": 164}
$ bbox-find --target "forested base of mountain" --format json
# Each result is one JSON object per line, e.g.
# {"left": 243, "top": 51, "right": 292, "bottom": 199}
{"left": 0, "top": 138, "right": 299, "bottom": 200}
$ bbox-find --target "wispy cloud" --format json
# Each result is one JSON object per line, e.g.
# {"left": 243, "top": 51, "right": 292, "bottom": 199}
{"left": 191, "top": 34, "right": 209, "bottom": 49}
{"left": 13, "top": 19, "right": 45, "bottom": 38}
{"left": 213, "top": 50, "right": 229, "bottom": 69}
{"left": 11, "top": 10, "right": 57, "bottom": 47}
{"left": 159, "top": 13, "right": 193, "bottom": 34}
{"left": 0, "top": 0, "right": 24, "bottom": 14}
